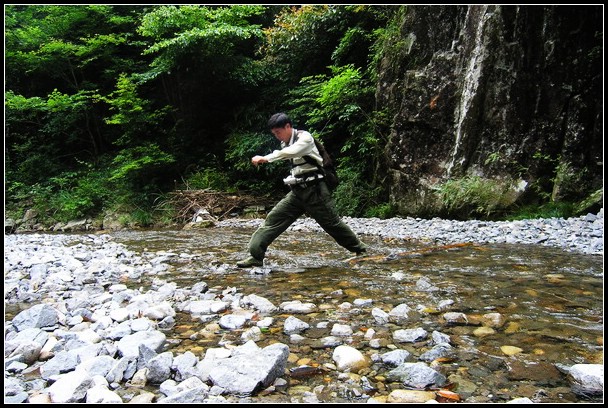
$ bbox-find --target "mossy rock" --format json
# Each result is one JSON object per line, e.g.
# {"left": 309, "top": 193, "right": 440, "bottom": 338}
{"left": 574, "top": 188, "right": 603, "bottom": 215}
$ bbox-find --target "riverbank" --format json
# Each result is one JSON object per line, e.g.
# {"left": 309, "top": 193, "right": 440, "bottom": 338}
{"left": 217, "top": 209, "right": 604, "bottom": 256}
{"left": 7, "top": 209, "right": 603, "bottom": 257}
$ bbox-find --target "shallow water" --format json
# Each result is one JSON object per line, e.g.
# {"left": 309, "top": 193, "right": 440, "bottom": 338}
{"left": 109, "top": 225, "right": 603, "bottom": 403}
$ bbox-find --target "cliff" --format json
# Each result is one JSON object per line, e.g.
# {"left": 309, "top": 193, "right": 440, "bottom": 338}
{"left": 377, "top": 5, "right": 602, "bottom": 218}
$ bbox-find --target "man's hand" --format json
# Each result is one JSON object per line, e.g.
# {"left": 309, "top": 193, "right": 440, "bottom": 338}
{"left": 251, "top": 156, "right": 268, "bottom": 166}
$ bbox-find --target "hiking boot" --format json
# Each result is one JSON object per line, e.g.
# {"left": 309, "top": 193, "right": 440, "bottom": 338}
{"left": 236, "top": 256, "right": 263, "bottom": 268}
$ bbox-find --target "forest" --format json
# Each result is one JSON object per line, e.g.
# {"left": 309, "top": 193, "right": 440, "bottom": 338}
{"left": 4, "top": 5, "right": 603, "bottom": 229}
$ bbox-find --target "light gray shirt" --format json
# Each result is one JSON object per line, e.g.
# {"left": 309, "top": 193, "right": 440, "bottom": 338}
{"left": 262, "top": 129, "right": 323, "bottom": 177}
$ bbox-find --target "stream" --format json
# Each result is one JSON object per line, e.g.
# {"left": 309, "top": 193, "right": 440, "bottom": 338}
{"left": 103, "top": 225, "right": 603, "bottom": 403}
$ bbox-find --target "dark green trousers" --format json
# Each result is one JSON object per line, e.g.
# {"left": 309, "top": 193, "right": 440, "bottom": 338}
{"left": 247, "top": 181, "right": 366, "bottom": 260}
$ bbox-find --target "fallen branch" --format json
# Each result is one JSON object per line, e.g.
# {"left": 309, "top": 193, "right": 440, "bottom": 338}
{"left": 160, "top": 189, "right": 277, "bottom": 223}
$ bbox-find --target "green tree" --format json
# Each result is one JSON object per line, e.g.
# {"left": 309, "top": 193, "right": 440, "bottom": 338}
{"left": 5, "top": 5, "right": 159, "bottom": 221}
{"left": 136, "top": 5, "right": 270, "bottom": 163}
{"left": 5, "top": 5, "right": 147, "bottom": 166}
{"left": 5, "top": 4, "right": 395, "bottom": 225}
{"left": 262, "top": 5, "right": 392, "bottom": 78}
{"left": 103, "top": 73, "right": 172, "bottom": 147}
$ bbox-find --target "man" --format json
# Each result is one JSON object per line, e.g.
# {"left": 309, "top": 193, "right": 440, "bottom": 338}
{"left": 236, "top": 112, "right": 367, "bottom": 267}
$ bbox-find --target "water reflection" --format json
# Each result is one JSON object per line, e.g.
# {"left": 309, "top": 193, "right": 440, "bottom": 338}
{"left": 111, "top": 226, "right": 603, "bottom": 403}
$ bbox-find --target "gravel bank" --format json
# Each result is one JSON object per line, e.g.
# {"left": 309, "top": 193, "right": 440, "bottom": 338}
{"left": 218, "top": 209, "right": 604, "bottom": 256}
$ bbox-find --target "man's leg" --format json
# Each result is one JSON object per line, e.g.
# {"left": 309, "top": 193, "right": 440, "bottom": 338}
{"left": 247, "top": 191, "right": 305, "bottom": 261}
{"left": 304, "top": 183, "right": 366, "bottom": 254}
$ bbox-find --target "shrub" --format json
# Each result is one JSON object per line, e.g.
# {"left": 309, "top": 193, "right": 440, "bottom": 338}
{"left": 434, "top": 175, "right": 516, "bottom": 219}
{"left": 183, "top": 168, "right": 232, "bottom": 192}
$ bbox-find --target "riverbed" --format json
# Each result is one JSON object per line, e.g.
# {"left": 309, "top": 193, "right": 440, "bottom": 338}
{"left": 5, "top": 215, "right": 603, "bottom": 403}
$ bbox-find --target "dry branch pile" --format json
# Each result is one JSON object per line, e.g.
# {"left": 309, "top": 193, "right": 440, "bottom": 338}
{"left": 166, "top": 189, "right": 277, "bottom": 222}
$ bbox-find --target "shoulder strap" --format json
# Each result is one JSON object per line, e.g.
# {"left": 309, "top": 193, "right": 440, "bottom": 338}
{"left": 291, "top": 130, "right": 324, "bottom": 172}
{"left": 302, "top": 139, "right": 326, "bottom": 175}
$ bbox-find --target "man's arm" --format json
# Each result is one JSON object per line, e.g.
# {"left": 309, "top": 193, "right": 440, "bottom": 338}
{"left": 258, "top": 132, "right": 315, "bottom": 165}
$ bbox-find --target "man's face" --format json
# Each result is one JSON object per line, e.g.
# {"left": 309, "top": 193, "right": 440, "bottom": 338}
{"left": 271, "top": 125, "right": 292, "bottom": 143}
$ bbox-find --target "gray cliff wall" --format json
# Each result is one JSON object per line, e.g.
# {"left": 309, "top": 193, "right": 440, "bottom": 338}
{"left": 377, "top": 5, "right": 602, "bottom": 217}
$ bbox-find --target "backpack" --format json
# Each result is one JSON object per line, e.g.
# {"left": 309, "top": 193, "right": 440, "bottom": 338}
{"left": 293, "top": 130, "right": 339, "bottom": 191}
{"left": 304, "top": 137, "right": 339, "bottom": 191}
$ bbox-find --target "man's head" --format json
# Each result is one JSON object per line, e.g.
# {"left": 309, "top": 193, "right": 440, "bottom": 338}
{"left": 268, "top": 112, "right": 291, "bottom": 129}
{"left": 268, "top": 112, "right": 293, "bottom": 142}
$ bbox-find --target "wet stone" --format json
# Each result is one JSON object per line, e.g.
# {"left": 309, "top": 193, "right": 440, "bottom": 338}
{"left": 507, "top": 360, "right": 563, "bottom": 384}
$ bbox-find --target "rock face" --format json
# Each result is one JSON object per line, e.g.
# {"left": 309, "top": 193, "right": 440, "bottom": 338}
{"left": 377, "top": 5, "right": 602, "bottom": 217}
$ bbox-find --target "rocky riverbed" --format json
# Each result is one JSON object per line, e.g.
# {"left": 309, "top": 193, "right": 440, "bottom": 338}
{"left": 4, "top": 211, "right": 603, "bottom": 403}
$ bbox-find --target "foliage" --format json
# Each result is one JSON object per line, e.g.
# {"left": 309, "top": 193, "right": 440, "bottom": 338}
{"left": 9, "top": 5, "right": 594, "bottom": 227}
{"left": 109, "top": 143, "right": 175, "bottom": 182}
{"left": 182, "top": 168, "right": 233, "bottom": 192}
{"left": 152, "top": 192, "right": 182, "bottom": 225}
{"left": 225, "top": 130, "right": 287, "bottom": 192}
{"left": 309, "top": 65, "right": 365, "bottom": 127}
{"left": 126, "top": 208, "right": 154, "bottom": 228}
{"left": 36, "top": 164, "right": 112, "bottom": 222}
{"left": 262, "top": 5, "right": 390, "bottom": 78}
{"left": 434, "top": 175, "right": 517, "bottom": 219}
{"left": 261, "top": 5, "right": 340, "bottom": 78}
{"left": 102, "top": 73, "right": 172, "bottom": 146}
{"left": 138, "top": 5, "right": 266, "bottom": 80}
{"left": 504, "top": 202, "right": 575, "bottom": 221}
{"left": 5, "top": 5, "right": 397, "bottom": 226}
{"left": 5, "top": 5, "right": 141, "bottom": 94}
{"left": 6, "top": 88, "right": 105, "bottom": 181}
{"left": 5, "top": 4, "right": 148, "bottom": 181}
{"left": 551, "top": 160, "right": 591, "bottom": 202}
{"left": 134, "top": 4, "right": 275, "bottom": 178}
{"left": 365, "top": 203, "right": 397, "bottom": 219}
{"left": 332, "top": 164, "right": 383, "bottom": 217}
{"left": 369, "top": 6, "right": 412, "bottom": 75}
